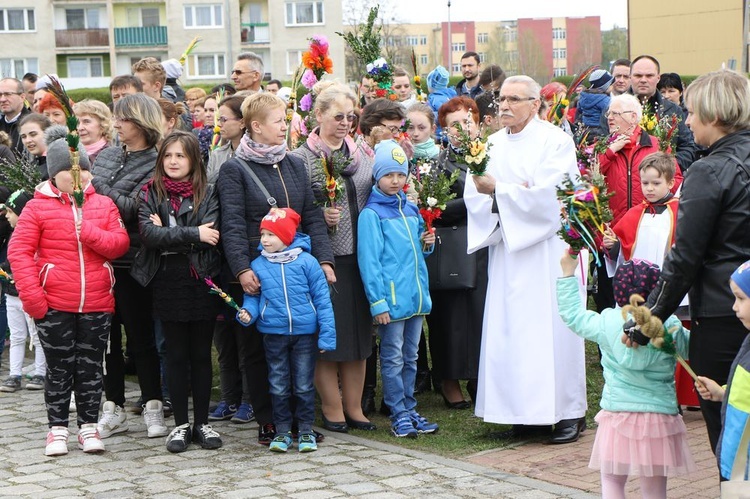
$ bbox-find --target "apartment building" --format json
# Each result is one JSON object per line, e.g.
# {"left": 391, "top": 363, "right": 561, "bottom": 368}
{"left": 629, "top": 0, "right": 747, "bottom": 74}
{"left": 0, "top": 0, "right": 346, "bottom": 89}
{"left": 389, "top": 17, "right": 600, "bottom": 82}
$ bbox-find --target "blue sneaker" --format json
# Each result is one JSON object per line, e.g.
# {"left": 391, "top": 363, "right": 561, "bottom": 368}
{"left": 410, "top": 412, "right": 439, "bottom": 434}
{"left": 391, "top": 416, "right": 418, "bottom": 438}
{"left": 231, "top": 403, "right": 255, "bottom": 424}
{"left": 208, "top": 401, "right": 237, "bottom": 421}
{"left": 269, "top": 432, "right": 293, "bottom": 452}
{"left": 298, "top": 432, "right": 317, "bottom": 452}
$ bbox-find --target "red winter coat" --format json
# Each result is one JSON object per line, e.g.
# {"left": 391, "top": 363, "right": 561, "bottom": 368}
{"left": 8, "top": 181, "right": 130, "bottom": 319}
{"left": 598, "top": 128, "right": 683, "bottom": 225}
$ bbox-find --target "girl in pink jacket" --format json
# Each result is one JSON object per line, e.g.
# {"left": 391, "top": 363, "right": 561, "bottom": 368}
{"left": 8, "top": 126, "right": 129, "bottom": 457}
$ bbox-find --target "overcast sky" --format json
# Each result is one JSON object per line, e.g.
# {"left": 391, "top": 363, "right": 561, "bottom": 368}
{"left": 395, "top": 1, "right": 628, "bottom": 29}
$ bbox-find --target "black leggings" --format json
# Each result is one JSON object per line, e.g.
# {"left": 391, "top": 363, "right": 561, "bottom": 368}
{"left": 162, "top": 319, "right": 215, "bottom": 427}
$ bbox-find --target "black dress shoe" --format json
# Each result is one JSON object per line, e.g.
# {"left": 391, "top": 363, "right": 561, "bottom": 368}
{"left": 344, "top": 414, "right": 377, "bottom": 431}
{"left": 492, "top": 424, "right": 552, "bottom": 440}
{"left": 441, "top": 392, "right": 471, "bottom": 410}
{"left": 549, "top": 417, "right": 586, "bottom": 444}
{"left": 321, "top": 414, "right": 348, "bottom": 433}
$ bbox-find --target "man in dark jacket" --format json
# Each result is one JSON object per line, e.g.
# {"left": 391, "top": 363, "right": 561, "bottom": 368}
{"left": 455, "top": 52, "right": 483, "bottom": 100}
{"left": 0, "top": 78, "right": 31, "bottom": 158}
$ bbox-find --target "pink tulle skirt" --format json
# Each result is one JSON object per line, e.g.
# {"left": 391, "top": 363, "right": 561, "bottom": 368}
{"left": 589, "top": 411, "right": 696, "bottom": 477}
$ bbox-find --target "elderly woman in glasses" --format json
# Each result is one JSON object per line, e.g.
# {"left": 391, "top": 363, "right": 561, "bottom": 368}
{"left": 598, "top": 93, "right": 682, "bottom": 225}
{"left": 291, "top": 81, "right": 376, "bottom": 432}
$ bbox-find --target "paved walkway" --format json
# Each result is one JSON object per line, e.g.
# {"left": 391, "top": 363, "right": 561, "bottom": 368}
{"left": 0, "top": 382, "right": 598, "bottom": 498}
{"left": 467, "top": 409, "right": 721, "bottom": 498}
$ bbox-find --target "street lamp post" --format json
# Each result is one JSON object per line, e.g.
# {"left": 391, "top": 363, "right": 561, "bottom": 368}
{"left": 447, "top": 1, "right": 452, "bottom": 74}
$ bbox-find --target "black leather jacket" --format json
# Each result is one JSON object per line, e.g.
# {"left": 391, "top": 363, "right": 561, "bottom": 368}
{"left": 648, "top": 130, "right": 750, "bottom": 320}
{"left": 130, "top": 183, "right": 221, "bottom": 287}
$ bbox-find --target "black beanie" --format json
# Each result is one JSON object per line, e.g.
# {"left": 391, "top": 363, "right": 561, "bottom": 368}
{"left": 6, "top": 190, "right": 32, "bottom": 216}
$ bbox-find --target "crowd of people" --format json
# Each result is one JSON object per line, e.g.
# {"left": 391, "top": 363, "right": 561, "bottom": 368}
{"left": 0, "top": 47, "right": 748, "bottom": 497}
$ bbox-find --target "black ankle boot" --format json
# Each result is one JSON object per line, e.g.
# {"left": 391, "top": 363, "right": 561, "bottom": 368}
{"left": 361, "top": 386, "right": 376, "bottom": 417}
{"left": 414, "top": 370, "right": 432, "bottom": 395}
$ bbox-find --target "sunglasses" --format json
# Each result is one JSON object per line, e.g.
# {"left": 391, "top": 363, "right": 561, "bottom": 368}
{"left": 333, "top": 113, "right": 356, "bottom": 122}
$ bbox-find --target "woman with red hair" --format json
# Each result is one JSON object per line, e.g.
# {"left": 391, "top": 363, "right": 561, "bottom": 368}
{"left": 37, "top": 93, "right": 71, "bottom": 127}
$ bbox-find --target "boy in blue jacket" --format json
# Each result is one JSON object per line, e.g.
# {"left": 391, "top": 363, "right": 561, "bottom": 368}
{"left": 237, "top": 207, "right": 335, "bottom": 453}
{"left": 358, "top": 139, "right": 438, "bottom": 439}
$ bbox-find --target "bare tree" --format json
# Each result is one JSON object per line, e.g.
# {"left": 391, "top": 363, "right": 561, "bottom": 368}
{"left": 601, "top": 26, "right": 628, "bottom": 68}
{"left": 518, "top": 30, "right": 549, "bottom": 83}
{"left": 570, "top": 24, "right": 599, "bottom": 74}
{"left": 486, "top": 25, "right": 518, "bottom": 75}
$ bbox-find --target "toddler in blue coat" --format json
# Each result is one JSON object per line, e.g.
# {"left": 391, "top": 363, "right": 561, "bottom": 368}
{"left": 237, "top": 207, "right": 335, "bottom": 453}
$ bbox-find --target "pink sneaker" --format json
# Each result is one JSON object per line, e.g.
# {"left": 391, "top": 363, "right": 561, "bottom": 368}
{"left": 45, "top": 426, "right": 69, "bottom": 456}
{"left": 77, "top": 423, "right": 105, "bottom": 453}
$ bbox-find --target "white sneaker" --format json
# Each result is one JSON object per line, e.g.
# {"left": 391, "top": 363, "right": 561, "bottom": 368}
{"left": 143, "top": 399, "right": 168, "bottom": 438}
{"left": 97, "top": 401, "right": 128, "bottom": 438}
{"left": 69, "top": 392, "right": 76, "bottom": 413}
{"left": 45, "top": 426, "right": 69, "bottom": 456}
{"left": 77, "top": 423, "right": 105, "bottom": 453}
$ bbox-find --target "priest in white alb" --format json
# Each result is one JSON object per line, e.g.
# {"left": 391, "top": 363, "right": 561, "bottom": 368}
{"left": 465, "top": 75, "right": 588, "bottom": 444}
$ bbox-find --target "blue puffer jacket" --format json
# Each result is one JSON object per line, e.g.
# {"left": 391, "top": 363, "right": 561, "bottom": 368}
{"left": 239, "top": 233, "right": 336, "bottom": 351}
{"left": 578, "top": 91, "right": 611, "bottom": 127}
{"left": 357, "top": 186, "right": 432, "bottom": 321}
{"left": 557, "top": 277, "right": 689, "bottom": 415}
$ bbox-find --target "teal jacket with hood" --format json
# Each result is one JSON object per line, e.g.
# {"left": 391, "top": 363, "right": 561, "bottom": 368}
{"left": 357, "top": 186, "right": 432, "bottom": 321}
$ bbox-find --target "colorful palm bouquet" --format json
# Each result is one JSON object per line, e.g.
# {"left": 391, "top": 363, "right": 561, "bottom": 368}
{"left": 210, "top": 87, "right": 225, "bottom": 151}
{"left": 312, "top": 150, "right": 351, "bottom": 234}
{"left": 547, "top": 65, "right": 598, "bottom": 126}
{"left": 337, "top": 6, "right": 396, "bottom": 100}
{"left": 449, "top": 113, "right": 491, "bottom": 176}
{"left": 640, "top": 103, "right": 680, "bottom": 152}
{"left": 410, "top": 160, "right": 460, "bottom": 250}
{"left": 204, "top": 277, "right": 240, "bottom": 312}
{"left": 299, "top": 35, "right": 334, "bottom": 112}
{"left": 410, "top": 49, "right": 425, "bottom": 103}
{"left": 556, "top": 169, "right": 613, "bottom": 262}
{"left": 575, "top": 131, "right": 615, "bottom": 175}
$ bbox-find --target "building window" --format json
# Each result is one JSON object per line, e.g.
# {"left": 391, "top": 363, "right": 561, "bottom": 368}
{"left": 186, "top": 53, "right": 225, "bottom": 78}
{"left": 452, "top": 64, "right": 460, "bottom": 73}
{"left": 419, "top": 54, "right": 428, "bottom": 66}
{"left": 127, "top": 7, "right": 160, "bottom": 27}
{"left": 184, "top": 5, "right": 223, "bottom": 29}
{"left": 0, "top": 8, "right": 35, "bottom": 32}
{"left": 65, "top": 8, "right": 100, "bottom": 30}
{"left": 503, "top": 29, "right": 517, "bottom": 42}
{"left": 286, "top": 49, "right": 303, "bottom": 75}
{"left": 477, "top": 32, "right": 489, "bottom": 44}
{"left": 0, "top": 57, "right": 37, "bottom": 78}
{"left": 478, "top": 52, "right": 486, "bottom": 63}
{"left": 552, "top": 27, "right": 566, "bottom": 40}
{"left": 553, "top": 67, "right": 567, "bottom": 77}
{"left": 68, "top": 57, "right": 103, "bottom": 78}
{"left": 419, "top": 35, "right": 427, "bottom": 45}
{"left": 451, "top": 42, "right": 465, "bottom": 52}
{"left": 406, "top": 36, "right": 418, "bottom": 46}
{"left": 552, "top": 48, "right": 567, "bottom": 59}
{"left": 285, "top": 1, "right": 324, "bottom": 26}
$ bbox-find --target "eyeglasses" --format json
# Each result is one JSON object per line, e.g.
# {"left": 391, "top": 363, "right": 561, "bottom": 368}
{"left": 497, "top": 95, "right": 537, "bottom": 105}
{"left": 231, "top": 69, "right": 257, "bottom": 76}
{"left": 218, "top": 116, "right": 240, "bottom": 124}
{"left": 333, "top": 113, "right": 356, "bottom": 122}
{"left": 379, "top": 124, "right": 401, "bottom": 134}
{"left": 605, "top": 110, "right": 636, "bottom": 118}
{"left": 0, "top": 91, "right": 22, "bottom": 98}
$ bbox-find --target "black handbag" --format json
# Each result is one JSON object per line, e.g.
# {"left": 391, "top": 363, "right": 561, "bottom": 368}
{"left": 426, "top": 225, "right": 477, "bottom": 291}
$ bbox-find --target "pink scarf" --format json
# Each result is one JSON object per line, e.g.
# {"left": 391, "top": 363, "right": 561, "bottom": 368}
{"left": 306, "top": 130, "right": 362, "bottom": 175}
{"left": 84, "top": 138, "right": 108, "bottom": 159}
{"left": 235, "top": 134, "right": 287, "bottom": 165}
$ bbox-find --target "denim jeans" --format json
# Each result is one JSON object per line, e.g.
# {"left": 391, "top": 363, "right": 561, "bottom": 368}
{"left": 378, "top": 316, "right": 424, "bottom": 421}
{"left": 263, "top": 333, "right": 317, "bottom": 434}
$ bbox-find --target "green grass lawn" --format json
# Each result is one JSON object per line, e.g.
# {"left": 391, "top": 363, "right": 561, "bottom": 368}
{"left": 340, "top": 340, "right": 604, "bottom": 458}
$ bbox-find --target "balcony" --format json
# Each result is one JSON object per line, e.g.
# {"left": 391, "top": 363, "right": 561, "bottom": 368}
{"left": 241, "top": 23, "right": 270, "bottom": 44}
{"left": 55, "top": 28, "right": 109, "bottom": 47}
{"left": 114, "top": 26, "right": 168, "bottom": 47}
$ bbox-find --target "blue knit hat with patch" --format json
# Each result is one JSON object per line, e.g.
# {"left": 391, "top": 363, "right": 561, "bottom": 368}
{"left": 373, "top": 139, "right": 408, "bottom": 182}
{"left": 732, "top": 260, "right": 750, "bottom": 297}
{"left": 427, "top": 66, "right": 450, "bottom": 90}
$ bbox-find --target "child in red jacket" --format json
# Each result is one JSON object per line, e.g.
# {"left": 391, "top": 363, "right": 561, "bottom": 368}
{"left": 7, "top": 125, "right": 129, "bottom": 457}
